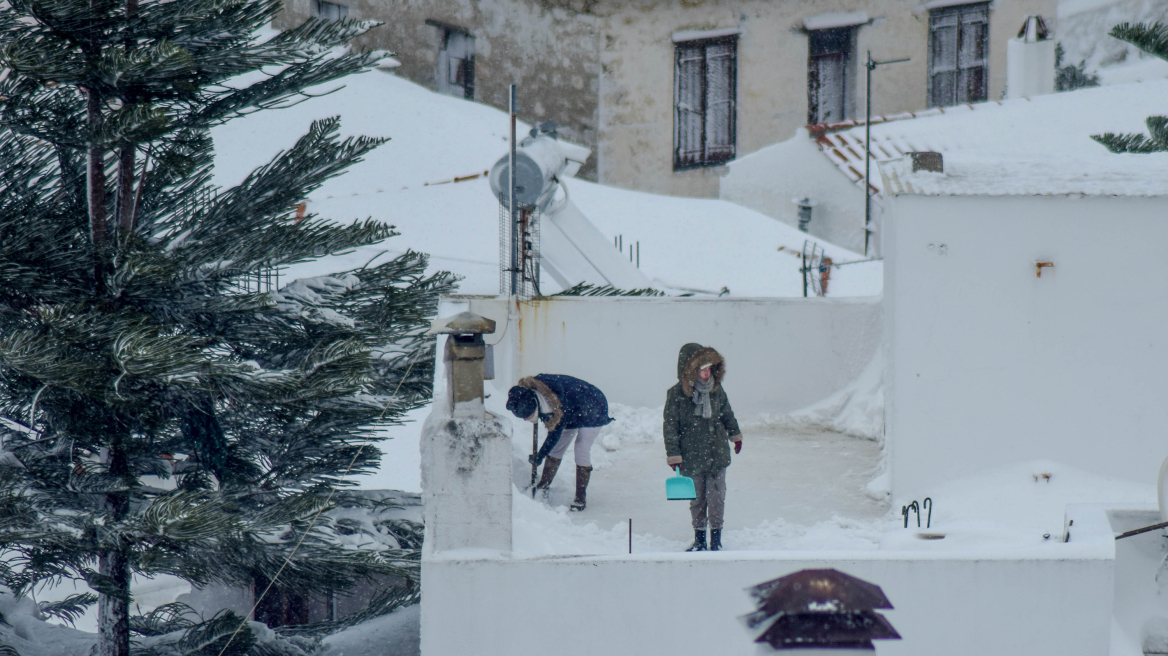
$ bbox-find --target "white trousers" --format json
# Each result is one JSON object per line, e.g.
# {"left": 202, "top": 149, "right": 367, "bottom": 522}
{"left": 548, "top": 426, "right": 601, "bottom": 467}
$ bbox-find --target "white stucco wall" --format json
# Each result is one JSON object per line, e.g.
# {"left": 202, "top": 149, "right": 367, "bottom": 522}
{"left": 884, "top": 194, "right": 1168, "bottom": 499}
{"left": 421, "top": 546, "right": 1112, "bottom": 656}
{"left": 720, "top": 128, "right": 873, "bottom": 255}
{"left": 438, "top": 294, "right": 882, "bottom": 418}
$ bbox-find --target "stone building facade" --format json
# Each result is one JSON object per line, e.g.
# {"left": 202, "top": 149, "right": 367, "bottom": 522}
{"left": 277, "top": 0, "right": 1054, "bottom": 197}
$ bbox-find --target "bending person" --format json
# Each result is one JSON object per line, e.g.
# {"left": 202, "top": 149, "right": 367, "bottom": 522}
{"left": 506, "top": 374, "right": 614, "bottom": 511}
{"left": 663, "top": 343, "right": 743, "bottom": 552}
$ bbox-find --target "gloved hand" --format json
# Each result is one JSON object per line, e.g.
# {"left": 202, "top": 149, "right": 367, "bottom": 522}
{"left": 667, "top": 455, "right": 682, "bottom": 470}
{"left": 734, "top": 440, "right": 742, "bottom": 454}
{"left": 528, "top": 453, "right": 543, "bottom": 466}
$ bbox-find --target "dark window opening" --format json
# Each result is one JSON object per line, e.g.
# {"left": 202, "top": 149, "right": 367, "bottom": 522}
{"left": 312, "top": 0, "right": 348, "bottom": 21}
{"left": 808, "top": 27, "right": 855, "bottom": 125}
{"left": 928, "top": 3, "right": 989, "bottom": 107}
{"left": 436, "top": 27, "right": 475, "bottom": 100}
{"left": 674, "top": 37, "right": 737, "bottom": 170}
{"left": 253, "top": 576, "right": 313, "bottom": 628}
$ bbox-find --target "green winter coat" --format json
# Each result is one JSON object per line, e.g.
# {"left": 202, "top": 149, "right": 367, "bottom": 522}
{"left": 663, "top": 343, "right": 742, "bottom": 478}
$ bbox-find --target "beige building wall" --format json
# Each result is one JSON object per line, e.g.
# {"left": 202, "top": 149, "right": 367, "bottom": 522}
{"left": 594, "top": 0, "right": 1054, "bottom": 197}
{"left": 277, "top": 0, "right": 1055, "bottom": 196}
{"left": 277, "top": 0, "right": 604, "bottom": 178}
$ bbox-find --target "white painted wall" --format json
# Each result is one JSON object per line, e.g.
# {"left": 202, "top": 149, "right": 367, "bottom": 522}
{"left": 720, "top": 129, "right": 873, "bottom": 256}
{"left": 420, "top": 320, "right": 514, "bottom": 555}
{"left": 884, "top": 194, "right": 1168, "bottom": 499}
{"left": 421, "top": 546, "right": 1112, "bottom": 656}
{"left": 444, "top": 295, "right": 882, "bottom": 418}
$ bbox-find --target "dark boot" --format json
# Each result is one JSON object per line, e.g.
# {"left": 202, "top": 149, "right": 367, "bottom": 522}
{"left": 709, "top": 528, "right": 723, "bottom": 552}
{"left": 686, "top": 529, "right": 707, "bottom": 552}
{"left": 535, "top": 456, "right": 561, "bottom": 497}
{"left": 569, "top": 465, "right": 592, "bottom": 511}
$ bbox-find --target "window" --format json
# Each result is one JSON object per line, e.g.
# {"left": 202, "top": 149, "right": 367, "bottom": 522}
{"left": 437, "top": 28, "right": 475, "bottom": 100}
{"left": 807, "top": 27, "right": 855, "bottom": 124}
{"left": 312, "top": 0, "right": 348, "bottom": 20}
{"left": 674, "top": 37, "right": 737, "bottom": 170}
{"left": 928, "top": 3, "right": 989, "bottom": 107}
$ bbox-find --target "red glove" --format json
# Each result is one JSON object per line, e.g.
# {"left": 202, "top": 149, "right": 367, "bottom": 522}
{"left": 734, "top": 441, "right": 742, "bottom": 454}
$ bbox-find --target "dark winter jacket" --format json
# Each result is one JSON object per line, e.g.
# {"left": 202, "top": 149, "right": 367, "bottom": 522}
{"left": 518, "top": 374, "right": 613, "bottom": 462}
{"left": 663, "top": 344, "right": 741, "bottom": 478}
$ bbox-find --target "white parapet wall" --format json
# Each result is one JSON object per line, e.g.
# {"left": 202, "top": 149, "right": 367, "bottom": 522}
{"left": 884, "top": 193, "right": 1168, "bottom": 500}
{"left": 421, "top": 534, "right": 1114, "bottom": 656}
{"left": 437, "top": 294, "right": 882, "bottom": 418}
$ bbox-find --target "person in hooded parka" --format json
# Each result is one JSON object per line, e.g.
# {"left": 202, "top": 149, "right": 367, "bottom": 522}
{"left": 663, "top": 343, "right": 743, "bottom": 552}
{"left": 506, "top": 374, "right": 614, "bottom": 511}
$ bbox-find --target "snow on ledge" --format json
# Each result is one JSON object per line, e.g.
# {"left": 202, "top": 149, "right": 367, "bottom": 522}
{"left": 921, "top": 0, "right": 994, "bottom": 9}
{"left": 672, "top": 27, "right": 740, "bottom": 42}
{"left": 803, "top": 11, "right": 869, "bottom": 31}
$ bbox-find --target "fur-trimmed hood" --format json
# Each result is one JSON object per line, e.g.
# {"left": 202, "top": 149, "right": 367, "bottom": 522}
{"left": 516, "top": 376, "right": 564, "bottom": 431}
{"left": 676, "top": 343, "right": 725, "bottom": 397}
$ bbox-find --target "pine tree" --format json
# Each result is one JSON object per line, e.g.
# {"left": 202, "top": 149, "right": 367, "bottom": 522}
{"left": 1092, "top": 22, "right": 1168, "bottom": 152}
{"left": 0, "top": 1, "right": 454, "bottom": 654}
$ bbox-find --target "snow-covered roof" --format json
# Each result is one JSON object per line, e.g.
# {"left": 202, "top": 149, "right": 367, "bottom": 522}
{"left": 210, "top": 34, "right": 879, "bottom": 299}
{"left": 880, "top": 153, "right": 1168, "bottom": 197}
{"left": 809, "top": 79, "right": 1168, "bottom": 197}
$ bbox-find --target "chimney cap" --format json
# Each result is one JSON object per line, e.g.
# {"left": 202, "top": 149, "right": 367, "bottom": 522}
{"left": 1017, "top": 15, "right": 1050, "bottom": 42}
{"left": 427, "top": 311, "right": 496, "bottom": 335}
{"left": 747, "top": 568, "right": 894, "bottom": 614}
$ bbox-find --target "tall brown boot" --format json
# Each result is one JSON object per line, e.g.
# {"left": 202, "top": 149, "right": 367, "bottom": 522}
{"left": 535, "top": 456, "right": 561, "bottom": 497}
{"left": 570, "top": 465, "right": 592, "bottom": 511}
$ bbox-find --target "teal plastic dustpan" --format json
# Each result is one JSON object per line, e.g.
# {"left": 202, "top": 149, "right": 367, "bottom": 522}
{"left": 666, "top": 466, "right": 697, "bottom": 501}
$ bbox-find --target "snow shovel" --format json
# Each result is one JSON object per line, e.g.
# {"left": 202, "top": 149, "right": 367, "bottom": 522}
{"left": 666, "top": 466, "right": 697, "bottom": 501}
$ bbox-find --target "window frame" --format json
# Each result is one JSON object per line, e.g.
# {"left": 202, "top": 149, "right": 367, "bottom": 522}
{"left": 927, "top": 2, "right": 989, "bottom": 108}
{"left": 428, "top": 21, "right": 476, "bottom": 100}
{"left": 672, "top": 35, "right": 738, "bottom": 172}
{"left": 807, "top": 26, "right": 856, "bottom": 125}
{"left": 312, "top": 0, "right": 348, "bottom": 21}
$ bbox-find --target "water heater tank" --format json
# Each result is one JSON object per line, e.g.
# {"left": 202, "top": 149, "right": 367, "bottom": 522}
{"left": 489, "top": 129, "right": 590, "bottom": 211}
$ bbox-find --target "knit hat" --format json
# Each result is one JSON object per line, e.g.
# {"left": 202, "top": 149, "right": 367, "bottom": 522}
{"left": 506, "top": 386, "right": 538, "bottom": 419}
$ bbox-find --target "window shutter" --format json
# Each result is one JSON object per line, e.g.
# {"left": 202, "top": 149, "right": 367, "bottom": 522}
{"left": 929, "top": 10, "right": 959, "bottom": 107}
{"left": 675, "top": 44, "right": 705, "bottom": 167}
{"left": 957, "top": 6, "right": 988, "bottom": 102}
{"left": 929, "top": 3, "right": 989, "bottom": 107}
{"left": 704, "top": 42, "right": 736, "bottom": 162}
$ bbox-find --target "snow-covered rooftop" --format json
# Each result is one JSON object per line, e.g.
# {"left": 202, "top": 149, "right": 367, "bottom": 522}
{"left": 880, "top": 153, "right": 1168, "bottom": 197}
{"left": 809, "top": 79, "right": 1168, "bottom": 198}
{"left": 210, "top": 33, "right": 880, "bottom": 299}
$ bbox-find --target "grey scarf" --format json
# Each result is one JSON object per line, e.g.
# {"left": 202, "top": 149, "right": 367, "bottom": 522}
{"left": 692, "top": 377, "right": 713, "bottom": 419}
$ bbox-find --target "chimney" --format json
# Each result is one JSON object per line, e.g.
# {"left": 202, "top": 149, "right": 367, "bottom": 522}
{"left": 1006, "top": 16, "right": 1055, "bottom": 99}
{"left": 909, "top": 151, "right": 943, "bottom": 173}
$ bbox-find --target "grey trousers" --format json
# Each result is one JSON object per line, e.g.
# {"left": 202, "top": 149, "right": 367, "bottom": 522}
{"left": 689, "top": 468, "right": 727, "bottom": 530}
{"left": 548, "top": 426, "right": 601, "bottom": 467}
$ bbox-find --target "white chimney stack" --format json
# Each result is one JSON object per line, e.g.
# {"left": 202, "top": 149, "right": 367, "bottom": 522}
{"left": 1006, "top": 15, "right": 1055, "bottom": 99}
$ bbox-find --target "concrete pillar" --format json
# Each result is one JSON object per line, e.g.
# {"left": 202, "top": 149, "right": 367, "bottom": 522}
{"left": 420, "top": 312, "right": 512, "bottom": 556}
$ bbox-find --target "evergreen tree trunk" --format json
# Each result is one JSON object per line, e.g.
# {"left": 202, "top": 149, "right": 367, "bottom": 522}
{"left": 98, "top": 440, "right": 131, "bottom": 656}
{"left": 87, "top": 90, "right": 108, "bottom": 286}
{"left": 97, "top": 548, "right": 130, "bottom": 656}
{"left": 117, "top": 148, "right": 135, "bottom": 239}
{"left": 117, "top": 0, "right": 138, "bottom": 240}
